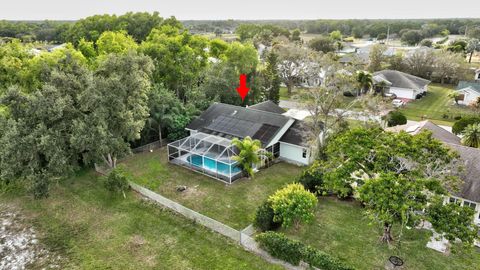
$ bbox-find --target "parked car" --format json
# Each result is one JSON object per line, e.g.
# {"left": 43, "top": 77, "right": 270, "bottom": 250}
{"left": 392, "top": 99, "right": 405, "bottom": 107}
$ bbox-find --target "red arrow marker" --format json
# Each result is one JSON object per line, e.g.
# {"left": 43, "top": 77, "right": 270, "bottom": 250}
{"left": 236, "top": 74, "right": 250, "bottom": 102}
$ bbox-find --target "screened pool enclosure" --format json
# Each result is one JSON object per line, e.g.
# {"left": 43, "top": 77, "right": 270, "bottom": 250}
{"left": 167, "top": 132, "right": 243, "bottom": 183}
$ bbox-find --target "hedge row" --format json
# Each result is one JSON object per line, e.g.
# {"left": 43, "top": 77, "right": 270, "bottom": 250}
{"left": 256, "top": 231, "right": 355, "bottom": 270}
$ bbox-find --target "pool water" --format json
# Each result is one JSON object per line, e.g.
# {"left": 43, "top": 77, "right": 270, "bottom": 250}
{"left": 188, "top": 154, "right": 241, "bottom": 175}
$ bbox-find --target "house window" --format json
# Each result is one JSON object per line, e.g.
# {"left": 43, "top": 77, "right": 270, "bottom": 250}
{"left": 449, "top": 197, "right": 459, "bottom": 204}
{"left": 464, "top": 201, "right": 477, "bottom": 210}
{"left": 302, "top": 148, "right": 307, "bottom": 158}
{"left": 273, "top": 143, "right": 280, "bottom": 158}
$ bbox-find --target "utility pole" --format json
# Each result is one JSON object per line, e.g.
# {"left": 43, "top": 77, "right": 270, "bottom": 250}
{"left": 386, "top": 25, "right": 390, "bottom": 45}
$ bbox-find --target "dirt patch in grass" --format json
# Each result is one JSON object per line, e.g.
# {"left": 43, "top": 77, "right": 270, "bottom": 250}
{"left": 0, "top": 204, "right": 64, "bottom": 269}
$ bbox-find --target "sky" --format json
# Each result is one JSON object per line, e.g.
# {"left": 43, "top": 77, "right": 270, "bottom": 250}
{"left": 1, "top": 0, "right": 479, "bottom": 20}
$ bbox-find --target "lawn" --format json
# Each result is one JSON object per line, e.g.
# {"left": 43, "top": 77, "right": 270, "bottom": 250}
{"left": 121, "top": 148, "right": 303, "bottom": 230}
{"left": 0, "top": 170, "right": 281, "bottom": 270}
{"left": 282, "top": 197, "right": 480, "bottom": 270}
{"left": 400, "top": 84, "right": 476, "bottom": 126}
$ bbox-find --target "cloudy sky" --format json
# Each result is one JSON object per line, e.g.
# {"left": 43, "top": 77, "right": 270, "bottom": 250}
{"left": 1, "top": 0, "right": 479, "bottom": 20}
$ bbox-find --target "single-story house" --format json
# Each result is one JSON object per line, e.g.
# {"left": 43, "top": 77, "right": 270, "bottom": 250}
{"left": 456, "top": 80, "right": 480, "bottom": 106}
{"left": 373, "top": 70, "right": 431, "bottom": 100}
{"left": 356, "top": 44, "right": 396, "bottom": 62}
{"left": 387, "top": 120, "right": 480, "bottom": 227}
{"left": 167, "top": 101, "right": 313, "bottom": 183}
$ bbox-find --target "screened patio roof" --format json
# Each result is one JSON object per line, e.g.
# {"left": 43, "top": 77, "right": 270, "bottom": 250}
{"left": 168, "top": 132, "right": 239, "bottom": 164}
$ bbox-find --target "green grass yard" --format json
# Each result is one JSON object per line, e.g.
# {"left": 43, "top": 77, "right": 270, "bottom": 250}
{"left": 282, "top": 197, "right": 480, "bottom": 270}
{"left": 0, "top": 170, "right": 281, "bottom": 270}
{"left": 121, "top": 148, "right": 303, "bottom": 230}
{"left": 8, "top": 149, "right": 477, "bottom": 269}
{"left": 400, "top": 84, "right": 476, "bottom": 126}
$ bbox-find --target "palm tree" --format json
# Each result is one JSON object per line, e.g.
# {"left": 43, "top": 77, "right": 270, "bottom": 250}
{"left": 462, "top": 123, "right": 480, "bottom": 148}
{"left": 231, "top": 136, "right": 263, "bottom": 178}
{"left": 466, "top": 38, "right": 480, "bottom": 63}
{"left": 356, "top": 71, "right": 373, "bottom": 95}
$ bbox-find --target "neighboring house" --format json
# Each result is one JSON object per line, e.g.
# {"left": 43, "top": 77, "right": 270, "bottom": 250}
{"left": 167, "top": 101, "right": 313, "bottom": 183}
{"left": 373, "top": 70, "right": 431, "bottom": 100}
{"left": 387, "top": 121, "right": 480, "bottom": 228}
{"left": 356, "top": 44, "right": 396, "bottom": 62}
{"left": 404, "top": 46, "right": 435, "bottom": 58}
{"left": 336, "top": 44, "right": 357, "bottom": 55}
{"left": 456, "top": 74, "right": 480, "bottom": 105}
{"left": 47, "top": 43, "right": 66, "bottom": 52}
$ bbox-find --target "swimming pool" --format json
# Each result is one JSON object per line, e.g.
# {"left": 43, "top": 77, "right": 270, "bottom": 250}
{"left": 187, "top": 154, "right": 241, "bottom": 175}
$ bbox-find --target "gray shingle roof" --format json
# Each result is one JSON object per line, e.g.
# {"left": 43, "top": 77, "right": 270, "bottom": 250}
{"left": 457, "top": 81, "right": 480, "bottom": 94}
{"left": 387, "top": 120, "right": 479, "bottom": 202}
{"left": 248, "top": 100, "right": 285, "bottom": 114}
{"left": 447, "top": 143, "right": 480, "bottom": 203}
{"left": 373, "top": 70, "right": 430, "bottom": 90}
{"left": 279, "top": 120, "right": 310, "bottom": 147}
{"left": 386, "top": 121, "right": 461, "bottom": 145}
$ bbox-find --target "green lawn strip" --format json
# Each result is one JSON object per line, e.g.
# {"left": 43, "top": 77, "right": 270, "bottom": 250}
{"left": 281, "top": 197, "right": 480, "bottom": 270}
{"left": 121, "top": 148, "right": 303, "bottom": 230}
{"left": 0, "top": 171, "right": 281, "bottom": 270}
{"left": 400, "top": 84, "right": 476, "bottom": 126}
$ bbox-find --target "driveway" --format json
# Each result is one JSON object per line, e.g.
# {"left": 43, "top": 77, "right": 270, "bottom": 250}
{"left": 279, "top": 100, "right": 454, "bottom": 133}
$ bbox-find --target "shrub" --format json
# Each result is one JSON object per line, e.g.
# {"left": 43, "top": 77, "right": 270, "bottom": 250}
{"left": 298, "top": 167, "right": 324, "bottom": 193}
{"left": 453, "top": 115, "right": 462, "bottom": 120}
{"left": 269, "top": 183, "right": 318, "bottom": 229}
{"left": 32, "top": 175, "right": 50, "bottom": 199}
{"left": 452, "top": 116, "right": 480, "bottom": 134}
{"left": 256, "top": 232, "right": 304, "bottom": 265}
{"left": 376, "top": 33, "right": 387, "bottom": 40}
{"left": 256, "top": 232, "right": 355, "bottom": 270}
{"left": 385, "top": 111, "right": 407, "bottom": 127}
{"left": 104, "top": 168, "right": 130, "bottom": 198}
{"left": 303, "top": 246, "right": 356, "bottom": 270}
{"left": 253, "top": 201, "right": 281, "bottom": 232}
{"left": 419, "top": 39, "right": 433, "bottom": 47}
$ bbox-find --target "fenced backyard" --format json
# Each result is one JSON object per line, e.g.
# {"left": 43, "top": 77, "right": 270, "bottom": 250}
{"left": 129, "top": 181, "right": 303, "bottom": 270}
{"left": 120, "top": 147, "right": 303, "bottom": 229}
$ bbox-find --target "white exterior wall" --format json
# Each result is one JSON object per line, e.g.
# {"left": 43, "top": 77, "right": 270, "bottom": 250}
{"left": 443, "top": 195, "right": 480, "bottom": 247}
{"left": 279, "top": 142, "right": 310, "bottom": 165}
{"left": 444, "top": 196, "right": 480, "bottom": 225}
{"left": 457, "top": 89, "right": 480, "bottom": 106}
{"left": 388, "top": 87, "right": 416, "bottom": 99}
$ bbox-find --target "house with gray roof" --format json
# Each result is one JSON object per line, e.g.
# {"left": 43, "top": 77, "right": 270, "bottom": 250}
{"left": 373, "top": 70, "right": 431, "bottom": 100}
{"left": 387, "top": 120, "right": 480, "bottom": 226}
{"left": 456, "top": 80, "right": 480, "bottom": 106}
{"left": 167, "top": 101, "right": 313, "bottom": 183}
